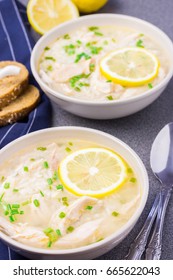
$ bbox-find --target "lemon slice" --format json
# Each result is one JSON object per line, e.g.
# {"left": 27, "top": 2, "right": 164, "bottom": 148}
{"left": 59, "top": 148, "right": 127, "bottom": 198}
{"left": 27, "top": 0, "right": 79, "bottom": 35}
{"left": 72, "top": 0, "right": 108, "bottom": 13}
{"left": 100, "top": 47, "right": 160, "bottom": 87}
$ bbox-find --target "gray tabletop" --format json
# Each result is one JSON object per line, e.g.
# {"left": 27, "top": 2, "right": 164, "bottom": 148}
{"left": 50, "top": 0, "right": 173, "bottom": 260}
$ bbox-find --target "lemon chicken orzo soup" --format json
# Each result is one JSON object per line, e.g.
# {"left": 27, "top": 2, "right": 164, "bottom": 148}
{"left": 0, "top": 139, "right": 141, "bottom": 250}
{"left": 39, "top": 25, "right": 168, "bottom": 102}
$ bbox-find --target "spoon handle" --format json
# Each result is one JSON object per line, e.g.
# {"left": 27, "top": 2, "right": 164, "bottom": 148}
{"left": 145, "top": 186, "right": 172, "bottom": 260}
{"left": 125, "top": 194, "right": 159, "bottom": 260}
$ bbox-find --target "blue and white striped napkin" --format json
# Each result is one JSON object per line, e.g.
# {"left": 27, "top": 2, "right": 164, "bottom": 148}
{"left": 0, "top": 0, "right": 52, "bottom": 259}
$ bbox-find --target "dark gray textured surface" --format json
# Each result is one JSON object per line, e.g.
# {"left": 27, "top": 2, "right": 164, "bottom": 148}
{"left": 51, "top": 0, "right": 173, "bottom": 260}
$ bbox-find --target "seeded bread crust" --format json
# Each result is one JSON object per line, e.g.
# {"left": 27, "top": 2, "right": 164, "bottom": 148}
{"left": 0, "top": 61, "right": 29, "bottom": 109}
{"left": 0, "top": 85, "right": 40, "bottom": 126}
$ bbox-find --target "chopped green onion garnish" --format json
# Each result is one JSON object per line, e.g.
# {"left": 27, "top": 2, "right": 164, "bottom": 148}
{"left": 9, "top": 216, "right": 15, "bottom": 222}
{"left": 4, "top": 182, "right": 10, "bottom": 189}
{"left": 44, "top": 228, "right": 54, "bottom": 235}
{"left": 44, "top": 46, "right": 50, "bottom": 51}
{"left": 94, "top": 31, "right": 103, "bottom": 36}
{"left": 1, "top": 176, "right": 5, "bottom": 182}
{"left": 53, "top": 171, "right": 58, "bottom": 181}
{"left": 4, "top": 211, "right": 9, "bottom": 216}
{"left": 103, "top": 40, "right": 108, "bottom": 45}
{"left": 20, "top": 211, "right": 24, "bottom": 215}
{"left": 148, "top": 83, "right": 153, "bottom": 89}
{"left": 47, "top": 178, "right": 53, "bottom": 185}
{"left": 40, "top": 190, "right": 44, "bottom": 197}
{"left": 23, "top": 166, "right": 29, "bottom": 172}
{"left": 86, "top": 205, "right": 93, "bottom": 210}
{"left": 47, "top": 65, "right": 53, "bottom": 71}
{"left": 22, "top": 200, "right": 31, "bottom": 206}
{"left": 89, "top": 26, "right": 99, "bottom": 31}
{"left": 112, "top": 211, "right": 119, "bottom": 217}
{"left": 37, "top": 147, "right": 47, "bottom": 151}
{"left": 136, "top": 39, "right": 144, "bottom": 48}
{"left": 96, "top": 238, "right": 104, "bottom": 242}
{"left": 45, "top": 56, "right": 56, "bottom": 62}
{"left": 33, "top": 199, "right": 40, "bottom": 207}
{"left": 64, "top": 34, "right": 70, "bottom": 39}
{"left": 130, "top": 177, "right": 137, "bottom": 183}
{"left": 30, "top": 158, "right": 35, "bottom": 161}
{"left": 76, "top": 40, "right": 82, "bottom": 45}
{"left": 68, "top": 142, "right": 73, "bottom": 146}
{"left": 43, "top": 161, "right": 49, "bottom": 169}
{"left": 64, "top": 44, "right": 76, "bottom": 55}
{"left": 0, "top": 192, "right": 5, "bottom": 202}
{"left": 11, "top": 209, "right": 19, "bottom": 215}
{"left": 59, "top": 212, "right": 66, "bottom": 219}
{"left": 127, "top": 167, "right": 133, "bottom": 173}
{"left": 56, "top": 229, "right": 62, "bottom": 236}
{"left": 62, "top": 197, "right": 68, "bottom": 202}
{"left": 47, "top": 241, "right": 52, "bottom": 248}
{"left": 13, "top": 189, "right": 19, "bottom": 192}
{"left": 106, "top": 80, "right": 112, "bottom": 83}
{"left": 75, "top": 52, "right": 91, "bottom": 63}
{"left": 87, "top": 45, "right": 103, "bottom": 54}
{"left": 69, "top": 73, "right": 90, "bottom": 88}
{"left": 65, "top": 147, "right": 71, "bottom": 152}
{"left": 67, "top": 226, "right": 74, "bottom": 233}
{"left": 112, "top": 38, "right": 116, "bottom": 43}
{"left": 12, "top": 204, "right": 20, "bottom": 209}
{"left": 74, "top": 87, "right": 81, "bottom": 92}
{"left": 89, "top": 63, "right": 95, "bottom": 72}
{"left": 107, "top": 95, "right": 114, "bottom": 101}
{"left": 56, "top": 184, "right": 63, "bottom": 191}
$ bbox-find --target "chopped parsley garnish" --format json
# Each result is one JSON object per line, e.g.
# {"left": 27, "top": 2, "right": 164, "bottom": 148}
{"left": 47, "top": 178, "right": 53, "bottom": 185}
{"left": 63, "top": 34, "right": 70, "bottom": 39}
{"left": 89, "top": 63, "right": 95, "bottom": 72}
{"left": 59, "top": 212, "right": 66, "bottom": 219}
{"left": 75, "top": 52, "right": 91, "bottom": 63}
{"left": 37, "top": 147, "right": 47, "bottom": 151}
{"left": 130, "top": 177, "right": 137, "bottom": 183}
{"left": 44, "top": 46, "right": 50, "bottom": 51}
{"left": 136, "top": 39, "right": 144, "bottom": 48}
{"left": 13, "top": 189, "right": 19, "bottom": 193}
{"left": 45, "top": 56, "right": 56, "bottom": 61}
{"left": 47, "top": 65, "right": 53, "bottom": 71}
{"left": 86, "top": 205, "right": 93, "bottom": 210}
{"left": 64, "top": 44, "right": 76, "bottom": 55}
{"left": 4, "top": 182, "right": 10, "bottom": 189}
{"left": 43, "top": 161, "right": 49, "bottom": 169}
{"left": 40, "top": 190, "right": 44, "bottom": 197}
{"left": 23, "top": 166, "right": 29, "bottom": 172}
{"left": 148, "top": 83, "right": 153, "bottom": 89}
{"left": 65, "top": 147, "right": 72, "bottom": 152}
{"left": 33, "top": 199, "right": 40, "bottom": 207}
{"left": 107, "top": 95, "right": 114, "bottom": 101}
{"left": 56, "top": 229, "right": 62, "bottom": 236}
{"left": 112, "top": 211, "right": 119, "bottom": 217}
{"left": 67, "top": 226, "right": 74, "bottom": 233}
{"left": 56, "top": 185, "right": 63, "bottom": 191}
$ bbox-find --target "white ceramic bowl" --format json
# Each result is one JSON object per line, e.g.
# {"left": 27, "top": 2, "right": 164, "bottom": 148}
{"left": 0, "top": 127, "right": 149, "bottom": 259}
{"left": 31, "top": 14, "right": 173, "bottom": 119}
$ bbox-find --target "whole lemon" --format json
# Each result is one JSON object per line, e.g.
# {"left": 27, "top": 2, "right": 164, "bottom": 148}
{"left": 72, "top": 0, "right": 108, "bottom": 14}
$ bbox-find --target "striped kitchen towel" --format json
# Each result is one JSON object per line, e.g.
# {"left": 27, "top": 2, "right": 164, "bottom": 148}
{"left": 0, "top": 0, "right": 52, "bottom": 259}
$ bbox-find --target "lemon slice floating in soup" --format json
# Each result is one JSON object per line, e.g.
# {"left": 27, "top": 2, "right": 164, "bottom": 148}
{"left": 27, "top": 0, "right": 79, "bottom": 35}
{"left": 100, "top": 47, "right": 160, "bottom": 87}
{"left": 59, "top": 148, "right": 127, "bottom": 198}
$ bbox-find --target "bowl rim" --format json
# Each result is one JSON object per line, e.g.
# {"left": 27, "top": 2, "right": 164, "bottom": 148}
{"left": 0, "top": 126, "right": 149, "bottom": 255}
{"left": 31, "top": 13, "right": 173, "bottom": 106}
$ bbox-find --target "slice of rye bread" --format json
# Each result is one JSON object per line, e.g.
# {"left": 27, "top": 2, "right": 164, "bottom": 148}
{"left": 0, "top": 61, "right": 29, "bottom": 109}
{"left": 0, "top": 85, "right": 40, "bottom": 126}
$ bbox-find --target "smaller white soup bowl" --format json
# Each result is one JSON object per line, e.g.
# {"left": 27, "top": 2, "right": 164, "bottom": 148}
{"left": 0, "top": 127, "right": 149, "bottom": 259}
{"left": 31, "top": 14, "right": 173, "bottom": 119}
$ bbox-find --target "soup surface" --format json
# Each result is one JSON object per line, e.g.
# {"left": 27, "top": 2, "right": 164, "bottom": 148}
{"left": 39, "top": 25, "right": 168, "bottom": 102}
{"left": 0, "top": 139, "right": 141, "bottom": 249}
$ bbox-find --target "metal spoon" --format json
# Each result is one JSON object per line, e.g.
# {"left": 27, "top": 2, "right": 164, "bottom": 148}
{"left": 126, "top": 123, "right": 173, "bottom": 260}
